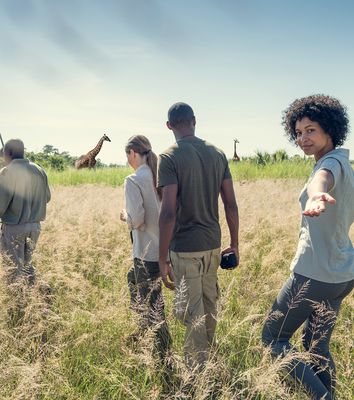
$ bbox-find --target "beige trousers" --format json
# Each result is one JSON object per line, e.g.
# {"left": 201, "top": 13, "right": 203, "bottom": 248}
{"left": 0, "top": 222, "right": 41, "bottom": 284}
{"left": 170, "top": 248, "right": 220, "bottom": 369}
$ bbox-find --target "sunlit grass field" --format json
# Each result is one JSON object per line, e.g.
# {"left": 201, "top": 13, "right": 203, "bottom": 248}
{"left": 46, "top": 159, "right": 354, "bottom": 186}
{"left": 0, "top": 180, "right": 352, "bottom": 399}
{"left": 47, "top": 166, "right": 132, "bottom": 186}
{"left": 46, "top": 159, "right": 317, "bottom": 186}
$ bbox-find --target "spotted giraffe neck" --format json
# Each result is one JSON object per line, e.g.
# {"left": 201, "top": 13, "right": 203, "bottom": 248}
{"left": 88, "top": 137, "right": 105, "bottom": 158}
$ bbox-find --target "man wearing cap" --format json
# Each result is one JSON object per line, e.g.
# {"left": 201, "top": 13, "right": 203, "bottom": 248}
{"left": 0, "top": 139, "right": 51, "bottom": 284}
{"left": 157, "top": 102, "right": 239, "bottom": 369}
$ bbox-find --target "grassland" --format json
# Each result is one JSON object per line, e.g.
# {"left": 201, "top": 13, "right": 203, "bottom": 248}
{"left": 0, "top": 180, "right": 352, "bottom": 399}
{"left": 228, "top": 159, "right": 314, "bottom": 180}
{"left": 46, "top": 159, "right": 316, "bottom": 186}
{"left": 47, "top": 166, "right": 132, "bottom": 186}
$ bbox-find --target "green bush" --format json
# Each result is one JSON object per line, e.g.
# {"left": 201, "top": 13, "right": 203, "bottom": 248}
{"left": 26, "top": 145, "right": 75, "bottom": 171}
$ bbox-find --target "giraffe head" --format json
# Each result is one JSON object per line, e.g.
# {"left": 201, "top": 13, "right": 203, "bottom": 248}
{"left": 103, "top": 134, "right": 111, "bottom": 142}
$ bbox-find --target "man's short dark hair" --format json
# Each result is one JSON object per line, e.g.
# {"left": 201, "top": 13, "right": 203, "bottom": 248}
{"left": 168, "top": 102, "right": 195, "bottom": 127}
{"left": 4, "top": 139, "right": 25, "bottom": 159}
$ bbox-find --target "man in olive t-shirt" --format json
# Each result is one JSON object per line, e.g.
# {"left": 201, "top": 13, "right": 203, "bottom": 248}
{"left": 157, "top": 102, "right": 239, "bottom": 369}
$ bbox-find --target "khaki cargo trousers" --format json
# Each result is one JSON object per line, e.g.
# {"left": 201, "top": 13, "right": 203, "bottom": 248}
{"left": 0, "top": 222, "right": 41, "bottom": 285}
{"left": 170, "top": 248, "right": 220, "bottom": 369}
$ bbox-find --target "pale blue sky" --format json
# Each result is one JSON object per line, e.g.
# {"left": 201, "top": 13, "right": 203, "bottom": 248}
{"left": 0, "top": 0, "right": 353, "bottom": 164}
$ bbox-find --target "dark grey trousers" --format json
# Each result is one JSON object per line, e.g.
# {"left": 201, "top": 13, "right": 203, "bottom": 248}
{"left": 262, "top": 273, "right": 354, "bottom": 400}
{"left": 0, "top": 222, "right": 41, "bottom": 285}
{"left": 127, "top": 258, "right": 171, "bottom": 358}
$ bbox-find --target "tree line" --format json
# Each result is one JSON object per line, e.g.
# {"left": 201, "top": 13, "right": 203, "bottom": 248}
{"left": 25, "top": 145, "right": 120, "bottom": 171}
{"left": 23, "top": 145, "right": 353, "bottom": 171}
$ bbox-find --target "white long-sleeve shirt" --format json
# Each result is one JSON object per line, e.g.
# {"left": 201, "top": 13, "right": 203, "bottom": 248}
{"left": 124, "top": 164, "right": 160, "bottom": 262}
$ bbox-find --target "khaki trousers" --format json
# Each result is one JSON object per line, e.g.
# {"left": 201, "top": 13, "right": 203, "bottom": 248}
{"left": 0, "top": 222, "right": 41, "bottom": 284}
{"left": 170, "top": 248, "right": 220, "bottom": 369}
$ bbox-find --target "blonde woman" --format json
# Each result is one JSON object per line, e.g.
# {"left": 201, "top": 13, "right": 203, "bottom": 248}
{"left": 120, "top": 135, "right": 171, "bottom": 358}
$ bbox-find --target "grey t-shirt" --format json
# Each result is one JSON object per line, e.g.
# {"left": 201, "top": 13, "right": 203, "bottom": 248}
{"left": 291, "top": 148, "right": 354, "bottom": 283}
{"left": 157, "top": 136, "right": 232, "bottom": 252}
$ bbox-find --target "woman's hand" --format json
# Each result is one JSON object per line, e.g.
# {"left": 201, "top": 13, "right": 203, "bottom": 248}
{"left": 120, "top": 209, "right": 128, "bottom": 222}
{"left": 303, "top": 192, "right": 336, "bottom": 217}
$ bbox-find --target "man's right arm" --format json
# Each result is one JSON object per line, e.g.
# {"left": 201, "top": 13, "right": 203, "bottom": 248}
{"left": 157, "top": 152, "right": 178, "bottom": 289}
{"left": 159, "top": 184, "right": 177, "bottom": 290}
{"left": 220, "top": 178, "right": 239, "bottom": 263}
{"left": 46, "top": 177, "right": 51, "bottom": 203}
{"left": 0, "top": 168, "right": 13, "bottom": 217}
{"left": 41, "top": 168, "right": 51, "bottom": 203}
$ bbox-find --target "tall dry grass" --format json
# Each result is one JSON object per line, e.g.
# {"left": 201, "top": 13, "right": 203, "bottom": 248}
{"left": 0, "top": 181, "right": 353, "bottom": 399}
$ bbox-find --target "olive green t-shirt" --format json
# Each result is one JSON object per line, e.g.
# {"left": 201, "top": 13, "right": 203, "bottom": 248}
{"left": 157, "top": 136, "right": 232, "bottom": 252}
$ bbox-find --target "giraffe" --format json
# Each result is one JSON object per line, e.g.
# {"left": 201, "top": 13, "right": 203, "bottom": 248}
{"left": 232, "top": 138, "right": 240, "bottom": 162}
{"left": 74, "top": 134, "right": 111, "bottom": 169}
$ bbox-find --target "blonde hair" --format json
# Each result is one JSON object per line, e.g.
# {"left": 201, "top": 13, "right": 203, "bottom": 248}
{"left": 125, "top": 135, "right": 161, "bottom": 200}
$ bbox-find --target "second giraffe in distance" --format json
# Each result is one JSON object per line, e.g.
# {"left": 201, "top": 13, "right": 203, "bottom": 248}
{"left": 233, "top": 138, "right": 240, "bottom": 162}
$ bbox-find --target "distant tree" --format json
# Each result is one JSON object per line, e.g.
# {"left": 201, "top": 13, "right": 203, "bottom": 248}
{"left": 290, "top": 154, "right": 303, "bottom": 163}
{"left": 94, "top": 158, "right": 105, "bottom": 168}
{"left": 254, "top": 150, "right": 271, "bottom": 166}
{"left": 26, "top": 145, "right": 75, "bottom": 171}
{"left": 108, "top": 163, "right": 125, "bottom": 168}
{"left": 47, "top": 155, "right": 65, "bottom": 171}
{"left": 272, "top": 149, "right": 289, "bottom": 162}
{"left": 42, "top": 144, "right": 59, "bottom": 155}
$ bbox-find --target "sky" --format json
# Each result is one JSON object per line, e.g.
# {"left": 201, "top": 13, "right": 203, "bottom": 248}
{"left": 0, "top": 0, "right": 354, "bottom": 165}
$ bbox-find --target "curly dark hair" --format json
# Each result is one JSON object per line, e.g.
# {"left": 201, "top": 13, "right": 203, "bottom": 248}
{"left": 282, "top": 94, "right": 350, "bottom": 147}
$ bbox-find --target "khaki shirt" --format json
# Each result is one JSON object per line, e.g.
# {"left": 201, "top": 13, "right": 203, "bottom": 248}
{"left": 0, "top": 159, "right": 51, "bottom": 225}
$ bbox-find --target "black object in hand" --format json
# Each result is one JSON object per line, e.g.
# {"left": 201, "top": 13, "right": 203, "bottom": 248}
{"left": 220, "top": 251, "right": 238, "bottom": 270}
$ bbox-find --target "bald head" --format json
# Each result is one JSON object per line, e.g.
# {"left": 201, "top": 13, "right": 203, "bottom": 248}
{"left": 4, "top": 139, "right": 25, "bottom": 161}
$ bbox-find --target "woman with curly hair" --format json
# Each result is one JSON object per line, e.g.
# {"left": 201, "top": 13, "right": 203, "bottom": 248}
{"left": 120, "top": 135, "right": 171, "bottom": 358}
{"left": 262, "top": 95, "right": 354, "bottom": 399}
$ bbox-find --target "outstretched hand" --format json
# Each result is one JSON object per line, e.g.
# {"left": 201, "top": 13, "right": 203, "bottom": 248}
{"left": 159, "top": 261, "right": 175, "bottom": 290}
{"left": 303, "top": 192, "right": 336, "bottom": 217}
